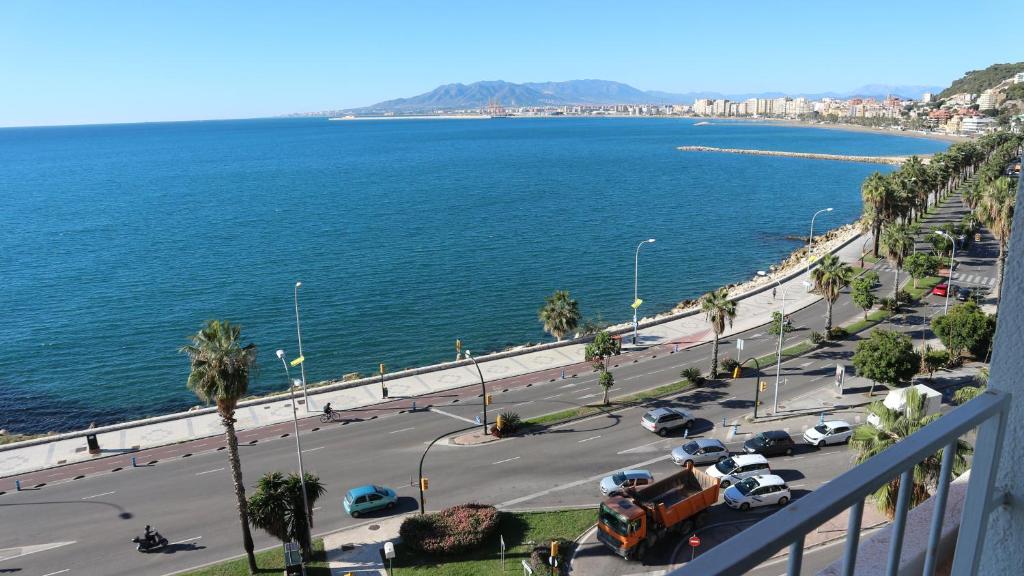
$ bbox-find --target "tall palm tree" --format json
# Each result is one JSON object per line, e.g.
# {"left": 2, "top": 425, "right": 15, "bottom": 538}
{"left": 851, "top": 388, "right": 972, "bottom": 519}
{"left": 953, "top": 367, "right": 989, "bottom": 405}
{"left": 248, "top": 471, "right": 327, "bottom": 558}
{"left": 861, "top": 172, "right": 888, "bottom": 257}
{"left": 700, "top": 287, "right": 737, "bottom": 379}
{"left": 977, "top": 176, "right": 1015, "bottom": 300}
{"left": 180, "top": 320, "right": 259, "bottom": 574}
{"left": 880, "top": 222, "right": 915, "bottom": 300}
{"left": 538, "top": 290, "right": 581, "bottom": 341}
{"left": 811, "top": 254, "right": 853, "bottom": 334}
{"left": 901, "top": 156, "right": 929, "bottom": 220}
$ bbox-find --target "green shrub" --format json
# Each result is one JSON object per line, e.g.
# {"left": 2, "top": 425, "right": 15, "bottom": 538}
{"left": 809, "top": 331, "right": 825, "bottom": 344}
{"left": 530, "top": 538, "right": 573, "bottom": 576}
{"left": 680, "top": 367, "right": 705, "bottom": 386}
{"left": 498, "top": 410, "right": 521, "bottom": 434}
{"left": 828, "top": 327, "right": 848, "bottom": 340}
{"left": 718, "top": 356, "right": 740, "bottom": 373}
{"left": 399, "top": 504, "right": 500, "bottom": 555}
{"left": 881, "top": 297, "right": 900, "bottom": 312}
{"left": 896, "top": 289, "right": 913, "bottom": 304}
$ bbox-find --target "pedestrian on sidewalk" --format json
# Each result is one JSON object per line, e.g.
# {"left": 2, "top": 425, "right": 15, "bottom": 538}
{"left": 772, "top": 287, "right": 777, "bottom": 299}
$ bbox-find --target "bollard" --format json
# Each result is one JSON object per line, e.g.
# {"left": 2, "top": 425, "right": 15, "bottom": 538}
{"left": 15, "top": 480, "right": 21, "bottom": 491}
{"left": 131, "top": 456, "right": 137, "bottom": 467}
{"left": 560, "top": 369, "right": 565, "bottom": 380}
{"left": 674, "top": 343, "right": 679, "bottom": 353}
{"left": 819, "top": 412, "right": 825, "bottom": 425}
{"left": 722, "top": 416, "right": 727, "bottom": 429}
{"left": 732, "top": 423, "right": 739, "bottom": 435}
{"left": 683, "top": 428, "right": 689, "bottom": 439}
{"left": 411, "top": 401, "right": 417, "bottom": 412}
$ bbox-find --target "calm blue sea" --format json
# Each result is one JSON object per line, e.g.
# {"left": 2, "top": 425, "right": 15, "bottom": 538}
{"left": 0, "top": 118, "right": 946, "bottom": 433}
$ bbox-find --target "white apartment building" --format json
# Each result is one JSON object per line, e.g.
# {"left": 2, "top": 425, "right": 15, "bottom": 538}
{"left": 960, "top": 116, "right": 997, "bottom": 134}
{"left": 692, "top": 99, "right": 714, "bottom": 115}
{"left": 712, "top": 99, "right": 730, "bottom": 116}
{"left": 921, "top": 92, "right": 934, "bottom": 103}
{"left": 1015, "top": 72, "right": 1024, "bottom": 84}
{"left": 977, "top": 90, "right": 998, "bottom": 111}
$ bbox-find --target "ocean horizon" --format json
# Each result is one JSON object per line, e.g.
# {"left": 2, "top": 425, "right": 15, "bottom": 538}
{"left": 0, "top": 117, "right": 947, "bottom": 434}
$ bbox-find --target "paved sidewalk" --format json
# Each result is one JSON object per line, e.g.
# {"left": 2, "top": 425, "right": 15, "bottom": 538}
{"left": 0, "top": 230, "right": 866, "bottom": 478}
{"left": 322, "top": 515, "right": 406, "bottom": 575}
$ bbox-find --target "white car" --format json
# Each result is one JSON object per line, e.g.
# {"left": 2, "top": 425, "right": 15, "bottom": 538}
{"left": 802, "top": 420, "right": 853, "bottom": 447}
{"left": 705, "top": 454, "right": 770, "bottom": 488}
{"left": 641, "top": 407, "right": 695, "bottom": 436}
{"left": 723, "top": 474, "right": 791, "bottom": 510}
{"left": 671, "top": 438, "right": 729, "bottom": 467}
{"left": 599, "top": 469, "right": 654, "bottom": 496}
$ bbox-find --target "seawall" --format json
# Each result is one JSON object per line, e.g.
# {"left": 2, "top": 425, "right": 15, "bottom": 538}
{"left": 677, "top": 145, "right": 916, "bottom": 165}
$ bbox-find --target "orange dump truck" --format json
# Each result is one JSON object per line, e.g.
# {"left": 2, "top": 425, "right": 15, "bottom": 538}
{"left": 596, "top": 466, "right": 719, "bottom": 560}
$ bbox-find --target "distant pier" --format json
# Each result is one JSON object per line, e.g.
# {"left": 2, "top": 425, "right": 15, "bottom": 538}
{"left": 677, "top": 146, "right": 918, "bottom": 165}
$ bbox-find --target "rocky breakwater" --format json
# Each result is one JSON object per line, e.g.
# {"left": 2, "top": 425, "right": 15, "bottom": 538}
{"left": 678, "top": 145, "right": 918, "bottom": 166}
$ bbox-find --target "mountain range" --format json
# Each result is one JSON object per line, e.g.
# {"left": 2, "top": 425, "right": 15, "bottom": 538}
{"left": 341, "top": 79, "right": 943, "bottom": 114}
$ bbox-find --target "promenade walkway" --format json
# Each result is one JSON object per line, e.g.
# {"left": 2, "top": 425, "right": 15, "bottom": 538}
{"left": 0, "top": 233, "right": 868, "bottom": 478}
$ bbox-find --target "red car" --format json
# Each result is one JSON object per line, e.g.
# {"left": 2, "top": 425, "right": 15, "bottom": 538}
{"left": 932, "top": 283, "right": 950, "bottom": 297}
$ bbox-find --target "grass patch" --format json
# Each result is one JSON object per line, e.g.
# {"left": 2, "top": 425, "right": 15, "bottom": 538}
{"left": 523, "top": 379, "right": 693, "bottom": 427}
{"left": 393, "top": 509, "right": 595, "bottom": 575}
{"left": 903, "top": 275, "right": 944, "bottom": 300}
{"left": 842, "top": 309, "right": 893, "bottom": 335}
{"left": 862, "top": 255, "right": 881, "bottom": 264}
{"left": 752, "top": 339, "right": 818, "bottom": 367}
{"left": 179, "top": 539, "right": 330, "bottom": 576}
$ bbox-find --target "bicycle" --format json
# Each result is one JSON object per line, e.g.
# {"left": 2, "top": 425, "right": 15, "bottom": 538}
{"left": 319, "top": 410, "right": 344, "bottom": 423}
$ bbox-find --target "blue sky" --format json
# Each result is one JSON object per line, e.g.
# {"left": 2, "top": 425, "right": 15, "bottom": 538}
{"left": 2, "top": 0, "right": 1021, "bottom": 127}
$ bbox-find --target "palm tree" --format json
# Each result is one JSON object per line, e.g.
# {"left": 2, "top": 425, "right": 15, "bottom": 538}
{"left": 880, "top": 222, "right": 915, "bottom": 301}
{"left": 901, "top": 156, "right": 929, "bottom": 220}
{"left": 248, "top": 471, "right": 327, "bottom": 558}
{"left": 180, "top": 320, "right": 259, "bottom": 574}
{"left": 851, "top": 388, "right": 972, "bottom": 519}
{"left": 861, "top": 172, "right": 888, "bottom": 257}
{"left": 953, "top": 367, "right": 989, "bottom": 405}
{"left": 977, "top": 176, "right": 1015, "bottom": 300}
{"left": 700, "top": 287, "right": 737, "bottom": 379}
{"left": 811, "top": 254, "right": 853, "bottom": 334}
{"left": 538, "top": 290, "right": 581, "bottom": 341}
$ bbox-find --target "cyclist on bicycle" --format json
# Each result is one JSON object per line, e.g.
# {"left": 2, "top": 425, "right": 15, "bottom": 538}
{"left": 323, "top": 402, "right": 333, "bottom": 417}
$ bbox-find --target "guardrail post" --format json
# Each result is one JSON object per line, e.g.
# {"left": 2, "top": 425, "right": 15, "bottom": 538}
{"left": 411, "top": 401, "right": 416, "bottom": 412}
{"left": 15, "top": 480, "right": 20, "bottom": 491}
{"left": 131, "top": 456, "right": 137, "bottom": 468}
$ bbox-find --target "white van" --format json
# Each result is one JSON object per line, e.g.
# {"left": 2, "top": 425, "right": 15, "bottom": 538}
{"left": 866, "top": 384, "right": 942, "bottom": 428}
{"left": 705, "top": 454, "right": 771, "bottom": 487}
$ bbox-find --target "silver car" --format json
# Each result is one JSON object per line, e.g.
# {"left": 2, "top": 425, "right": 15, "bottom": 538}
{"left": 671, "top": 438, "right": 729, "bottom": 467}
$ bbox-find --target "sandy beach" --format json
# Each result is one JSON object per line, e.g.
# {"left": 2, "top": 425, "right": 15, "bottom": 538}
{"left": 714, "top": 117, "right": 967, "bottom": 144}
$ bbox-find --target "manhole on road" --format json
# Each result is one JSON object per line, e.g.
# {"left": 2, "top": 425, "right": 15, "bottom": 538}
{"left": 369, "top": 524, "right": 380, "bottom": 531}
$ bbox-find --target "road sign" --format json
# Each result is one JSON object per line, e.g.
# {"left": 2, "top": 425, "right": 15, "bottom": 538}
{"left": 689, "top": 535, "right": 701, "bottom": 547}
{"left": 631, "top": 298, "right": 643, "bottom": 309}
{"left": 835, "top": 365, "right": 846, "bottom": 389}
{"left": 736, "top": 338, "right": 744, "bottom": 351}
{"left": 384, "top": 541, "right": 395, "bottom": 559}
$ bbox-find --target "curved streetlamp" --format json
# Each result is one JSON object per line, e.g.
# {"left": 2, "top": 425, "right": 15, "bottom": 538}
{"left": 758, "top": 271, "right": 811, "bottom": 414}
{"left": 275, "top": 349, "right": 313, "bottom": 546}
{"left": 293, "top": 281, "right": 310, "bottom": 411}
{"left": 463, "top": 349, "right": 488, "bottom": 435}
{"left": 632, "top": 238, "right": 657, "bottom": 345}
{"left": 739, "top": 356, "right": 762, "bottom": 419}
{"left": 806, "top": 208, "right": 834, "bottom": 276}
{"left": 934, "top": 230, "right": 956, "bottom": 314}
{"left": 417, "top": 424, "right": 477, "bottom": 514}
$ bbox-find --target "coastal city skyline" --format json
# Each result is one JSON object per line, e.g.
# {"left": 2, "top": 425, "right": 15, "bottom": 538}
{"left": 2, "top": 0, "right": 1023, "bottom": 127}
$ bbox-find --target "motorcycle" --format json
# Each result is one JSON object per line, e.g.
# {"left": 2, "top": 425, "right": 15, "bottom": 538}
{"left": 132, "top": 530, "right": 169, "bottom": 553}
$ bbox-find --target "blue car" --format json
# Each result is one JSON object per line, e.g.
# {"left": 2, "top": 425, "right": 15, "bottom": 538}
{"left": 343, "top": 485, "right": 397, "bottom": 517}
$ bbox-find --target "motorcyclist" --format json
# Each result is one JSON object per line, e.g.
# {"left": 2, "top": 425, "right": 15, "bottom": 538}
{"left": 144, "top": 525, "right": 155, "bottom": 545}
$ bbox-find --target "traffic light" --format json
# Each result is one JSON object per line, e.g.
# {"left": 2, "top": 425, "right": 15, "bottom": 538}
{"left": 732, "top": 366, "right": 741, "bottom": 378}
{"left": 379, "top": 363, "right": 386, "bottom": 375}
{"left": 496, "top": 415, "right": 505, "bottom": 430}
{"left": 550, "top": 540, "right": 559, "bottom": 558}
{"left": 759, "top": 381, "right": 768, "bottom": 392}
{"left": 420, "top": 477, "right": 429, "bottom": 491}
{"left": 485, "top": 394, "right": 493, "bottom": 405}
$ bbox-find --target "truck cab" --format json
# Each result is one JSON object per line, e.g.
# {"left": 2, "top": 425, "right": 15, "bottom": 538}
{"left": 597, "top": 497, "right": 646, "bottom": 559}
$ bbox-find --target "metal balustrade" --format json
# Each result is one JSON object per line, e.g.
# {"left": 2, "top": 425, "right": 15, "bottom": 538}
{"left": 668, "top": 389, "right": 1010, "bottom": 576}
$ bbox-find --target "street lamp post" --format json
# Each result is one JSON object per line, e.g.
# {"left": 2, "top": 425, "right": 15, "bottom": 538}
{"left": 758, "top": 271, "right": 810, "bottom": 415}
{"left": 806, "top": 208, "right": 834, "bottom": 276}
{"left": 275, "top": 349, "right": 313, "bottom": 552}
{"left": 464, "top": 350, "right": 488, "bottom": 435}
{"left": 935, "top": 230, "right": 956, "bottom": 314}
{"left": 632, "top": 238, "right": 656, "bottom": 345}
{"left": 739, "top": 356, "right": 762, "bottom": 419}
{"left": 293, "top": 282, "right": 310, "bottom": 410}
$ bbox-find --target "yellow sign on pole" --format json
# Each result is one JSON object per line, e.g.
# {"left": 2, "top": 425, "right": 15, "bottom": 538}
{"left": 631, "top": 298, "right": 643, "bottom": 309}
{"left": 289, "top": 355, "right": 304, "bottom": 367}
{"left": 379, "top": 363, "right": 386, "bottom": 375}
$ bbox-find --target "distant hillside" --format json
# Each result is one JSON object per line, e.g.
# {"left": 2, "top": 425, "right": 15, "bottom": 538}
{"left": 523, "top": 80, "right": 654, "bottom": 104}
{"left": 362, "top": 80, "right": 561, "bottom": 112}
{"left": 939, "top": 62, "right": 1024, "bottom": 98}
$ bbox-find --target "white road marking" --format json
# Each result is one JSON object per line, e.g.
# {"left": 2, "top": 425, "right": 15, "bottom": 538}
{"left": 429, "top": 407, "right": 477, "bottom": 424}
{"left": 559, "top": 382, "right": 578, "bottom": 389}
{"left": 578, "top": 435, "right": 602, "bottom": 443}
{"left": 578, "top": 393, "right": 600, "bottom": 400}
{"left": 790, "top": 483, "right": 806, "bottom": 488}
{"left": 312, "top": 506, "right": 322, "bottom": 511}
{"left": 542, "top": 394, "right": 563, "bottom": 400}
{"left": 0, "top": 542, "right": 76, "bottom": 562}
{"left": 41, "top": 571, "right": 70, "bottom": 576}
{"left": 752, "top": 333, "right": 764, "bottom": 338}
{"left": 195, "top": 467, "right": 225, "bottom": 476}
{"left": 514, "top": 400, "right": 535, "bottom": 407}
{"left": 388, "top": 427, "right": 416, "bottom": 435}
{"left": 799, "top": 361, "right": 813, "bottom": 367}
{"left": 789, "top": 456, "right": 805, "bottom": 460}
{"left": 81, "top": 491, "right": 115, "bottom": 500}
{"left": 721, "top": 396, "right": 736, "bottom": 402}
{"left": 302, "top": 446, "right": 326, "bottom": 453}
{"left": 493, "top": 457, "right": 521, "bottom": 465}
{"left": 617, "top": 439, "right": 670, "bottom": 454}
{"left": 498, "top": 453, "right": 673, "bottom": 508}
{"left": 171, "top": 536, "right": 202, "bottom": 545}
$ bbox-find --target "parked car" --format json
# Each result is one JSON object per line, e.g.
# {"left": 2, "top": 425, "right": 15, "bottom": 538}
{"left": 343, "top": 485, "right": 397, "bottom": 517}
{"left": 802, "top": 420, "right": 853, "bottom": 447}
{"left": 705, "top": 454, "right": 771, "bottom": 488}
{"left": 932, "top": 283, "right": 954, "bottom": 297}
{"left": 743, "top": 430, "right": 796, "bottom": 457}
{"left": 671, "top": 438, "right": 729, "bottom": 467}
{"left": 641, "top": 407, "right": 695, "bottom": 436}
{"left": 723, "top": 474, "right": 791, "bottom": 510}
{"left": 600, "top": 469, "right": 654, "bottom": 496}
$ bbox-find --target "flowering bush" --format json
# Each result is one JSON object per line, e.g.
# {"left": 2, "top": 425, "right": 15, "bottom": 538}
{"left": 399, "top": 503, "right": 499, "bottom": 555}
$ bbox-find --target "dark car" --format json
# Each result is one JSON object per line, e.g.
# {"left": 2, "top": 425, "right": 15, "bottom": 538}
{"left": 743, "top": 430, "right": 796, "bottom": 457}
{"left": 956, "top": 287, "right": 975, "bottom": 301}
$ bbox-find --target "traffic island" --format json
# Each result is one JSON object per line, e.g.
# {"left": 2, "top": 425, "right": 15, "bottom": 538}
{"left": 177, "top": 539, "right": 331, "bottom": 575}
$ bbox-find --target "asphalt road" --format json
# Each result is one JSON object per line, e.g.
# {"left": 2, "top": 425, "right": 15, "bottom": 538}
{"left": 0, "top": 193, "right": 997, "bottom": 576}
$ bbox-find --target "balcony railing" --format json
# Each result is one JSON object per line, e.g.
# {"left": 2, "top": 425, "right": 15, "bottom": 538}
{"left": 669, "top": 388, "right": 1011, "bottom": 576}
